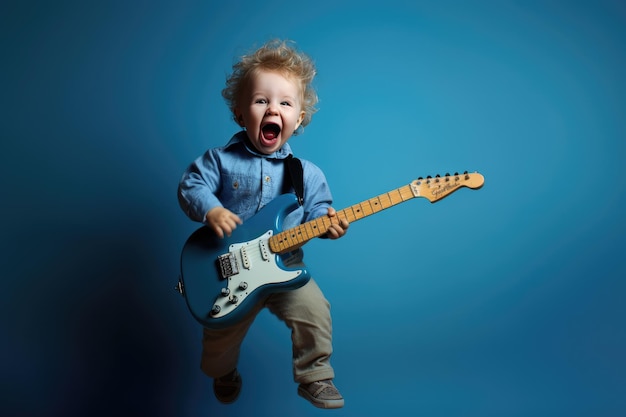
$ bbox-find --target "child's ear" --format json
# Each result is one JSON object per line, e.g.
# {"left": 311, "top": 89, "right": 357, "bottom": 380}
{"left": 296, "top": 111, "right": 305, "bottom": 129}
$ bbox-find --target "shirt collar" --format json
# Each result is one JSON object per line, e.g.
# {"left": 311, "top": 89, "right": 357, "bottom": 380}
{"left": 224, "top": 130, "right": 293, "bottom": 160}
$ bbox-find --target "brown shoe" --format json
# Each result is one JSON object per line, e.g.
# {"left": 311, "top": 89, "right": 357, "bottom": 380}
{"left": 297, "top": 379, "right": 344, "bottom": 409}
{"left": 213, "top": 369, "right": 241, "bottom": 404}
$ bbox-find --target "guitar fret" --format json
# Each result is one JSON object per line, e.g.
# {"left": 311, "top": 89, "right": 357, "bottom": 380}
{"left": 379, "top": 193, "right": 393, "bottom": 208}
{"left": 349, "top": 206, "right": 359, "bottom": 221}
{"left": 399, "top": 185, "right": 414, "bottom": 201}
{"left": 338, "top": 207, "right": 352, "bottom": 223}
{"left": 389, "top": 188, "right": 404, "bottom": 204}
{"left": 282, "top": 231, "right": 295, "bottom": 248}
{"left": 357, "top": 201, "right": 367, "bottom": 219}
{"left": 369, "top": 197, "right": 383, "bottom": 213}
{"left": 302, "top": 222, "right": 315, "bottom": 240}
{"left": 367, "top": 198, "right": 379, "bottom": 215}
{"left": 352, "top": 203, "right": 365, "bottom": 220}
{"left": 318, "top": 215, "right": 330, "bottom": 230}
{"left": 291, "top": 226, "right": 305, "bottom": 244}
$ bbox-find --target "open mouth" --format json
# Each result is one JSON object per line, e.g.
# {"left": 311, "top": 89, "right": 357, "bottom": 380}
{"left": 262, "top": 123, "right": 281, "bottom": 140}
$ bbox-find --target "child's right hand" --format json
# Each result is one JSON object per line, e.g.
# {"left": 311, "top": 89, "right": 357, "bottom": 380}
{"left": 205, "top": 207, "right": 243, "bottom": 238}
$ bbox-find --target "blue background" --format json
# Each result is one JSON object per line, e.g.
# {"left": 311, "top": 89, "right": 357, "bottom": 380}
{"left": 2, "top": 1, "right": 625, "bottom": 416}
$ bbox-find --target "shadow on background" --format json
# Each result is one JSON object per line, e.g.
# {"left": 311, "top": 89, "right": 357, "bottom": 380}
{"left": 1, "top": 216, "right": 196, "bottom": 416}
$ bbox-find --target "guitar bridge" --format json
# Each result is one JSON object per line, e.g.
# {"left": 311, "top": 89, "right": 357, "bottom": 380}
{"left": 217, "top": 252, "right": 239, "bottom": 279}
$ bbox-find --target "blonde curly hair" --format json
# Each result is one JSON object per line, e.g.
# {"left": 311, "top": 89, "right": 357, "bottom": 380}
{"left": 222, "top": 39, "right": 319, "bottom": 133}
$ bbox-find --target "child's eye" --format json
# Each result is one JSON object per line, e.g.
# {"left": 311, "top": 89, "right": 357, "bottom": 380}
{"left": 281, "top": 101, "right": 292, "bottom": 106}
{"left": 255, "top": 98, "right": 267, "bottom": 104}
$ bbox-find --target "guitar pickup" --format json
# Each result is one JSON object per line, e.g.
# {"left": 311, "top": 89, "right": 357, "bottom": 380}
{"left": 217, "top": 252, "right": 239, "bottom": 279}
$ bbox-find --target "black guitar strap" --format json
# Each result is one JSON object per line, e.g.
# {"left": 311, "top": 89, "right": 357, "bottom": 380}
{"left": 283, "top": 154, "right": 304, "bottom": 206}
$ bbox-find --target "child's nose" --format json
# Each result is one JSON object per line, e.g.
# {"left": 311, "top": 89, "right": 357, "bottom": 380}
{"left": 266, "top": 104, "right": 279, "bottom": 115}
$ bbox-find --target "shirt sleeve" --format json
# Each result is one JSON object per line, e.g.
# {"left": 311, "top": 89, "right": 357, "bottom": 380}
{"left": 177, "top": 149, "right": 224, "bottom": 223}
{"left": 301, "top": 159, "right": 334, "bottom": 222}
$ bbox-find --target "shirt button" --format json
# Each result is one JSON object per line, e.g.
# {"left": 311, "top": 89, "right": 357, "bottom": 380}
{"left": 265, "top": 176, "right": 271, "bottom": 182}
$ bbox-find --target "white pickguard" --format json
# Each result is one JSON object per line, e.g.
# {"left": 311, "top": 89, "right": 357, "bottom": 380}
{"left": 211, "top": 230, "right": 302, "bottom": 318}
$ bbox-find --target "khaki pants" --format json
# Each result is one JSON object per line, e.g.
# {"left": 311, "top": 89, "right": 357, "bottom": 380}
{"left": 200, "top": 278, "right": 335, "bottom": 384}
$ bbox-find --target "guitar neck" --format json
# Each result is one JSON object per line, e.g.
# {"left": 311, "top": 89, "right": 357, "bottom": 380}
{"left": 268, "top": 184, "right": 416, "bottom": 254}
{"left": 268, "top": 172, "right": 484, "bottom": 254}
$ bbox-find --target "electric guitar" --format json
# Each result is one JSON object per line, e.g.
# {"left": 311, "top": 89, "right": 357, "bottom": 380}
{"left": 178, "top": 171, "right": 484, "bottom": 329}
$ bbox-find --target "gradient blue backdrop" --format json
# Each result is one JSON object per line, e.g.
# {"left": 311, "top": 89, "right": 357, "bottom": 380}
{"left": 2, "top": 1, "right": 624, "bottom": 416}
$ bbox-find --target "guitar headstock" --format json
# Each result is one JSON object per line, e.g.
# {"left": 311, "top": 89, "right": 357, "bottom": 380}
{"left": 410, "top": 171, "right": 484, "bottom": 202}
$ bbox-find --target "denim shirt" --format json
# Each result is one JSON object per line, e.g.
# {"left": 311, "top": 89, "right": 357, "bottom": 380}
{"left": 178, "top": 131, "right": 333, "bottom": 231}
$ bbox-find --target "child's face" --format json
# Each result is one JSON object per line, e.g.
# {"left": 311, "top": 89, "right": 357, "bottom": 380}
{"left": 235, "top": 70, "right": 305, "bottom": 155}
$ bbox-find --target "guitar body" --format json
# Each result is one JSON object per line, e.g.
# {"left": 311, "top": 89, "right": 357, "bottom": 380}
{"left": 180, "top": 194, "right": 310, "bottom": 329}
